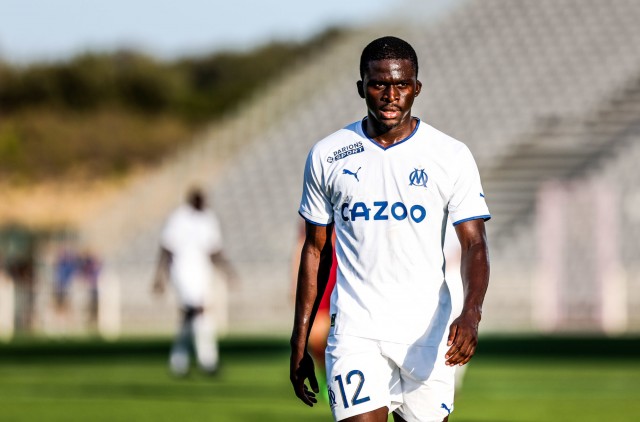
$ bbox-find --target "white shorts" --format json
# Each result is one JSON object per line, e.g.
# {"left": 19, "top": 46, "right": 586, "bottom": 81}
{"left": 325, "top": 334, "right": 456, "bottom": 422}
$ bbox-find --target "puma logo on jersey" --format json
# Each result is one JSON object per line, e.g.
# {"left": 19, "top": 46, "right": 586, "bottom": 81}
{"left": 343, "top": 167, "right": 361, "bottom": 182}
{"left": 441, "top": 403, "right": 452, "bottom": 414}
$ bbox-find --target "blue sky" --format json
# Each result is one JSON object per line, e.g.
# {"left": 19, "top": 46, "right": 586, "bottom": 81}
{"left": 0, "top": 0, "right": 398, "bottom": 63}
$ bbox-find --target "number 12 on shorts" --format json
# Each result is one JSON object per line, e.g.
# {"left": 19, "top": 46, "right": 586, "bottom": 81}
{"left": 330, "top": 370, "right": 371, "bottom": 409}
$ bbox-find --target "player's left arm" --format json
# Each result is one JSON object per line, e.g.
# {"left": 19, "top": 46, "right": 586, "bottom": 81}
{"left": 446, "top": 218, "right": 490, "bottom": 366}
{"left": 152, "top": 247, "right": 172, "bottom": 295}
{"left": 210, "top": 251, "right": 240, "bottom": 286}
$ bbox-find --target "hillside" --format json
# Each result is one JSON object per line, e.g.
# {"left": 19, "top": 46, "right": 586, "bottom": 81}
{"left": 0, "top": 29, "right": 344, "bottom": 227}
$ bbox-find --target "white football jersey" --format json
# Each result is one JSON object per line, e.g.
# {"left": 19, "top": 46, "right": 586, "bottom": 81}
{"left": 299, "top": 118, "right": 490, "bottom": 346}
{"left": 161, "top": 205, "right": 223, "bottom": 307}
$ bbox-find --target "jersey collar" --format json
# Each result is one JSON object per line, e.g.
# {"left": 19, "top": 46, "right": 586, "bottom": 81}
{"left": 360, "top": 117, "right": 421, "bottom": 151}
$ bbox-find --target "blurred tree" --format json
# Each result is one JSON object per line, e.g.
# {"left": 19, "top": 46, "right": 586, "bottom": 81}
{"left": 0, "top": 27, "right": 345, "bottom": 182}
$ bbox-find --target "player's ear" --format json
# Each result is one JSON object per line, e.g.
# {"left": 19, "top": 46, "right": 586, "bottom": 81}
{"left": 415, "top": 80, "right": 422, "bottom": 97}
{"left": 357, "top": 80, "right": 365, "bottom": 98}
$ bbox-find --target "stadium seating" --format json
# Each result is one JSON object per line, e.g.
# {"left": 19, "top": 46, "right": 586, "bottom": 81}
{"left": 76, "top": 0, "right": 640, "bottom": 336}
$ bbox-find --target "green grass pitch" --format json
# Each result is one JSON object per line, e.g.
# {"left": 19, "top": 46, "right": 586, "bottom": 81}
{"left": 0, "top": 337, "right": 638, "bottom": 421}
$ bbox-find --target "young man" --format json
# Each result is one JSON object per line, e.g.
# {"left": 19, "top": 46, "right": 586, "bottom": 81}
{"left": 153, "top": 187, "right": 237, "bottom": 376}
{"left": 290, "top": 36, "right": 490, "bottom": 422}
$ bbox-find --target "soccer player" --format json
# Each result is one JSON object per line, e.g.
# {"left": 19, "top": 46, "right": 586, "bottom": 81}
{"left": 290, "top": 36, "right": 490, "bottom": 421}
{"left": 153, "top": 187, "right": 237, "bottom": 376}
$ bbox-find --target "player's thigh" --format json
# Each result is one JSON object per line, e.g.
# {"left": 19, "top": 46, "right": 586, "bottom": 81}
{"left": 326, "top": 335, "right": 401, "bottom": 421}
{"left": 395, "top": 365, "right": 455, "bottom": 422}
{"left": 342, "top": 405, "right": 389, "bottom": 422}
{"left": 392, "top": 413, "right": 448, "bottom": 422}
{"left": 382, "top": 342, "right": 455, "bottom": 422}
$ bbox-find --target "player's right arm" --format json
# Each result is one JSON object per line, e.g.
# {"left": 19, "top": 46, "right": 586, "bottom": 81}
{"left": 290, "top": 221, "right": 334, "bottom": 407}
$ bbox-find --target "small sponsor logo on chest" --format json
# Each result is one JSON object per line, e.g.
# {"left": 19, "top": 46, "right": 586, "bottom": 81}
{"left": 327, "top": 141, "right": 364, "bottom": 163}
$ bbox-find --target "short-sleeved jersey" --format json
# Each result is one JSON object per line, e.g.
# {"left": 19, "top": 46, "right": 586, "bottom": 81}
{"left": 161, "top": 205, "right": 223, "bottom": 307}
{"left": 299, "top": 118, "right": 490, "bottom": 346}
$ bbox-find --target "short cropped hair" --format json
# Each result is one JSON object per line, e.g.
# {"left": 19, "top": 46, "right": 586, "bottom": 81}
{"left": 187, "top": 187, "right": 206, "bottom": 210}
{"left": 359, "top": 36, "right": 419, "bottom": 79}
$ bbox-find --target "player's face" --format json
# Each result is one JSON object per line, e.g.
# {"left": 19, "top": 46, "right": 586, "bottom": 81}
{"left": 359, "top": 59, "right": 422, "bottom": 134}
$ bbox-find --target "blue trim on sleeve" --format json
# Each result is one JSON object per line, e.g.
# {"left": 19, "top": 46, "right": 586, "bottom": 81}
{"left": 453, "top": 215, "right": 491, "bottom": 226}
{"left": 298, "top": 211, "right": 330, "bottom": 226}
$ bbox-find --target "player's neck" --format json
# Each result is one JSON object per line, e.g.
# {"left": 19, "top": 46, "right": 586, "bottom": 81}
{"left": 365, "top": 116, "right": 417, "bottom": 148}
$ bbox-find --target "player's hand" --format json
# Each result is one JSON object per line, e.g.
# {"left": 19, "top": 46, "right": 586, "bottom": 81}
{"left": 290, "top": 350, "right": 319, "bottom": 406}
{"left": 445, "top": 310, "right": 480, "bottom": 366}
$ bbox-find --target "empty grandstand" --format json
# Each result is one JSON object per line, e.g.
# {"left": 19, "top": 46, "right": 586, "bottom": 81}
{"left": 6, "top": 0, "right": 640, "bottom": 338}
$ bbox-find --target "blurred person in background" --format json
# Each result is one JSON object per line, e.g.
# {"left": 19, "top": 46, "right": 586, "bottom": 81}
{"left": 290, "top": 36, "right": 490, "bottom": 421}
{"left": 3, "top": 228, "right": 37, "bottom": 333}
{"left": 77, "top": 249, "right": 101, "bottom": 329}
{"left": 52, "top": 247, "right": 77, "bottom": 334}
{"left": 152, "top": 187, "right": 238, "bottom": 376}
{"left": 0, "top": 253, "right": 15, "bottom": 340}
